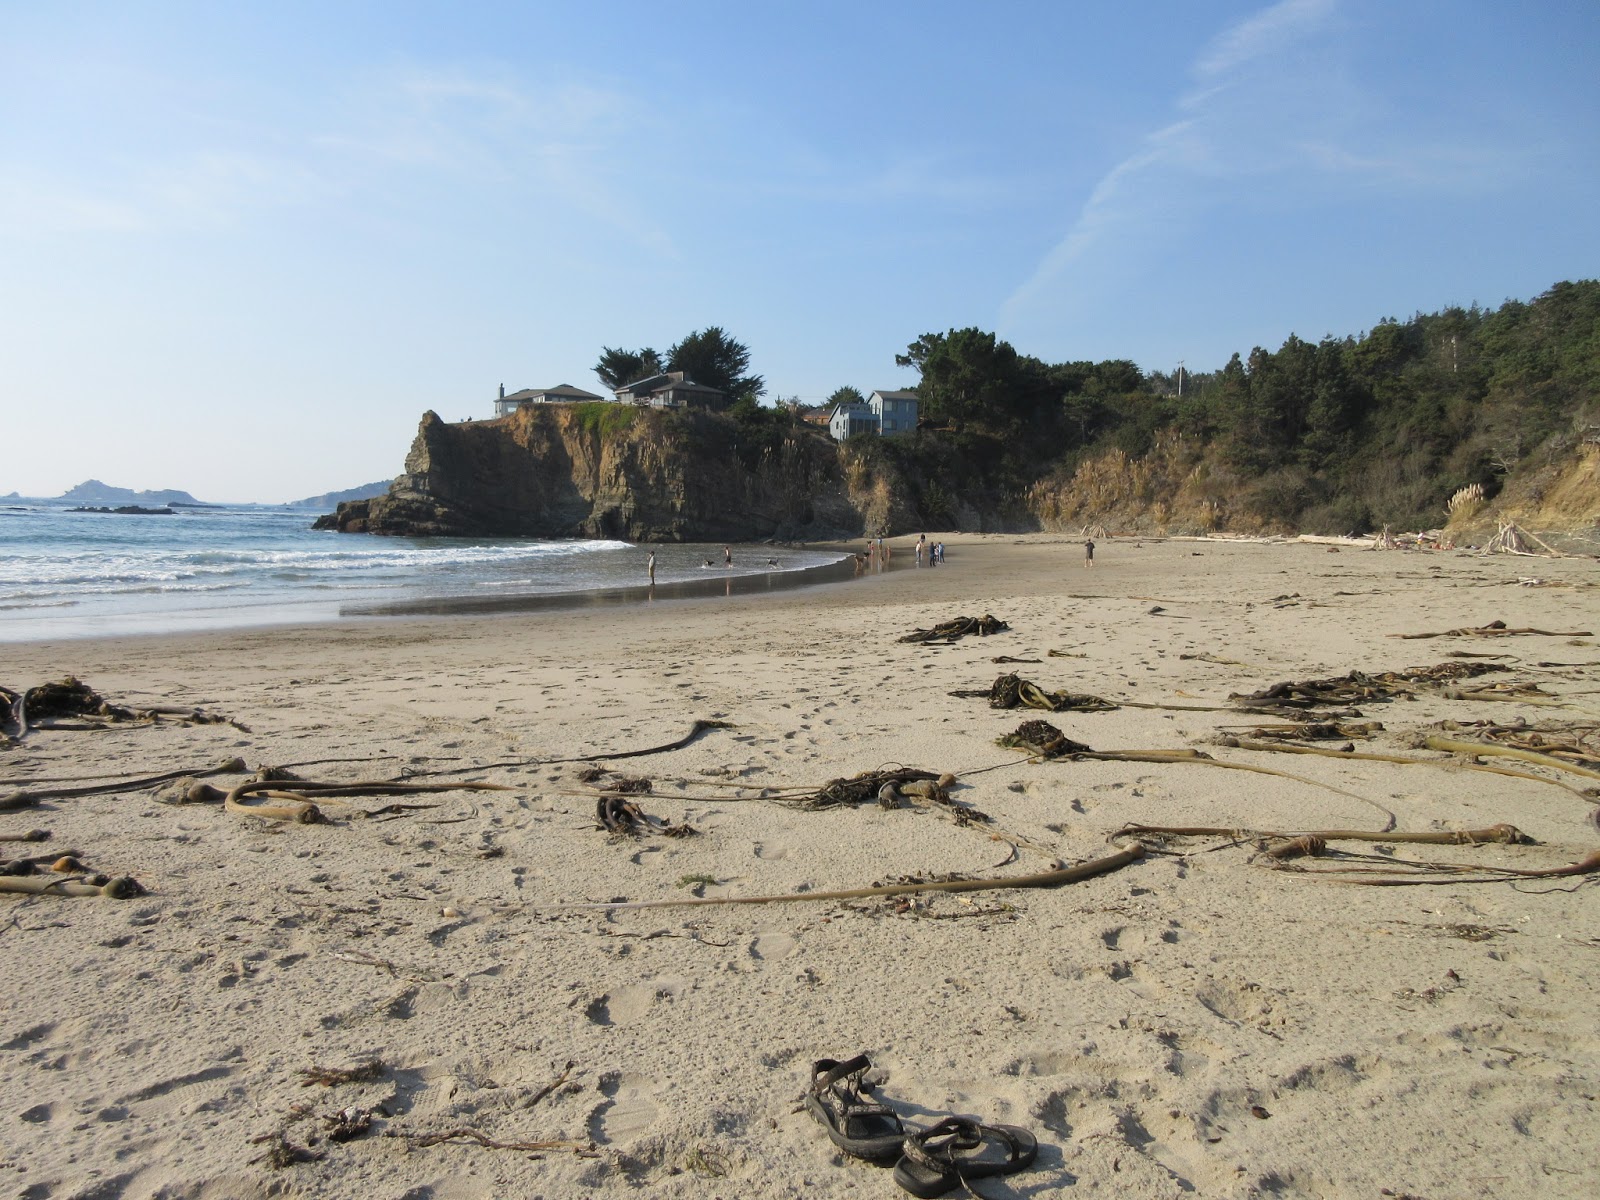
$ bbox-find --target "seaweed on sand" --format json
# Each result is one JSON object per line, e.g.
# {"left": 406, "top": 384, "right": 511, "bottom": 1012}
{"left": 899, "top": 614, "right": 1010, "bottom": 644}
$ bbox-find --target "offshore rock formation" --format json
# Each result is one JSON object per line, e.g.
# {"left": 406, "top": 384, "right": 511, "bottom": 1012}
{"left": 316, "top": 407, "right": 869, "bottom": 541}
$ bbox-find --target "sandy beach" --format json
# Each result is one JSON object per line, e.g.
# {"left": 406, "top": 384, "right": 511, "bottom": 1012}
{"left": 3, "top": 534, "right": 1598, "bottom": 1199}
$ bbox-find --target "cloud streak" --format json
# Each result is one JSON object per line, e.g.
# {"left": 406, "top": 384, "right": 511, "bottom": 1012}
{"left": 998, "top": 0, "right": 1524, "bottom": 334}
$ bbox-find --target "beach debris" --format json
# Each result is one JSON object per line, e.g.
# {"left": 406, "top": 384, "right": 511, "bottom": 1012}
{"left": 298, "top": 1060, "right": 386, "bottom": 1088}
{"left": 323, "top": 1106, "right": 376, "bottom": 1142}
{"left": 1229, "top": 662, "right": 1517, "bottom": 710}
{"left": 1392, "top": 620, "right": 1592, "bottom": 640}
{"left": 1483, "top": 520, "right": 1567, "bottom": 558}
{"left": 996, "top": 720, "right": 1093, "bottom": 758}
{"left": 1417, "top": 734, "right": 1600, "bottom": 784}
{"left": 991, "top": 655, "right": 1042, "bottom": 664}
{"left": 1113, "top": 821, "right": 1596, "bottom": 886}
{"left": 594, "top": 793, "right": 694, "bottom": 838}
{"left": 1115, "top": 822, "right": 1529, "bottom": 847}
{"left": 994, "top": 727, "right": 1397, "bottom": 825}
{"left": 1432, "top": 720, "right": 1600, "bottom": 772}
{"left": 0, "top": 830, "right": 50, "bottom": 843}
{"left": 0, "top": 873, "right": 144, "bottom": 899}
{"left": 1216, "top": 736, "right": 1600, "bottom": 801}
{"left": 577, "top": 767, "right": 652, "bottom": 793}
{"left": 248, "top": 1133, "right": 324, "bottom": 1169}
{"left": 1223, "top": 721, "right": 1383, "bottom": 742}
{"left": 954, "top": 673, "right": 1118, "bottom": 713}
{"left": 394, "top": 1127, "right": 594, "bottom": 1155}
{"left": 548, "top": 841, "right": 1148, "bottom": 911}
{"left": 223, "top": 777, "right": 511, "bottom": 824}
{"left": 898, "top": 614, "right": 1010, "bottom": 644}
{"left": 776, "top": 766, "right": 946, "bottom": 811}
{"left": 0, "top": 677, "right": 247, "bottom": 740}
{"left": 3, "top": 757, "right": 247, "bottom": 811}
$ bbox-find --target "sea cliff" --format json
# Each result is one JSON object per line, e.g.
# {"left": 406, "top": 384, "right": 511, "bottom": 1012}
{"left": 316, "top": 406, "right": 872, "bottom": 541}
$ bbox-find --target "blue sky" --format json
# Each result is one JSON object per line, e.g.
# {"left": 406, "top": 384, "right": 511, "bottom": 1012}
{"left": 2, "top": 0, "right": 1596, "bottom": 502}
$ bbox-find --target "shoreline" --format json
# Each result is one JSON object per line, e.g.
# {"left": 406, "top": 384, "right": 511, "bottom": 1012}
{"left": 3, "top": 534, "right": 1597, "bottom": 1198}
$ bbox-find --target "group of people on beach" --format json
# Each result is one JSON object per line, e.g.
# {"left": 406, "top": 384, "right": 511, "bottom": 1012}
{"left": 914, "top": 533, "right": 945, "bottom": 566}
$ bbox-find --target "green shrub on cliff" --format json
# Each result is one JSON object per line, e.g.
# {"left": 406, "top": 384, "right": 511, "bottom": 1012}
{"left": 573, "top": 402, "right": 639, "bottom": 439}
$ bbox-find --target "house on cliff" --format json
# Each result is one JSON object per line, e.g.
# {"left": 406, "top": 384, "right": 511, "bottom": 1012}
{"left": 612, "top": 372, "right": 726, "bottom": 410}
{"left": 828, "top": 389, "right": 919, "bottom": 441}
{"left": 494, "top": 383, "right": 605, "bottom": 416}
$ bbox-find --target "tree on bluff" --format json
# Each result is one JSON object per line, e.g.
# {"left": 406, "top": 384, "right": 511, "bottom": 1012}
{"left": 594, "top": 347, "right": 663, "bottom": 391}
{"left": 667, "top": 327, "right": 765, "bottom": 405}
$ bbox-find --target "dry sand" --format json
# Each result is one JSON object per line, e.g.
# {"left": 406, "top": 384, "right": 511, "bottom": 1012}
{"left": 2, "top": 535, "right": 1598, "bottom": 1199}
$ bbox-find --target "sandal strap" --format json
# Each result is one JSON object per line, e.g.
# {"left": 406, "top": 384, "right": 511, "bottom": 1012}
{"left": 902, "top": 1117, "right": 984, "bottom": 1176}
{"left": 811, "top": 1054, "right": 872, "bottom": 1093}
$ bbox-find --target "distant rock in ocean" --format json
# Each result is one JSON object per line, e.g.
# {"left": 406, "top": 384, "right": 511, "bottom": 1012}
{"left": 287, "top": 480, "right": 394, "bottom": 510}
{"left": 58, "top": 479, "right": 204, "bottom": 506}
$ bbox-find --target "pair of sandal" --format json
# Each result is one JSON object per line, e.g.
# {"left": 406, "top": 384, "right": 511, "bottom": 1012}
{"left": 806, "top": 1055, "right": 1038, "bottom": 1197}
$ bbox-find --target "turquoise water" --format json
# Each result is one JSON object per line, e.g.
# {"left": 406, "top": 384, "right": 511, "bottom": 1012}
{"left": 0, "top": 504, "right": 845, "bottom": 641}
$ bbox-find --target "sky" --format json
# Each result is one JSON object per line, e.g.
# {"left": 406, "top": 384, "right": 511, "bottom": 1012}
{"left": 2, "top": 0, "right": 1596, "bottom": 503}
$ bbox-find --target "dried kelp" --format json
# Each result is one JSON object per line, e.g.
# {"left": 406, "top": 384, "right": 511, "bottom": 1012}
{"left": 996, "top": 726, "right": 1397, "bottom": 825}
{"left": 953, "top": 673, "right": 1119, "bottom": 713}
{"left": 595, "top": 793, "right": 694, "bottom": 838}
{"left": 1223, "top": 721, "right": 1384, "bottom": 742}
{"left": 0, "top": 871, "right": 144, "bottom": 899}
{"left": 549, "top": 842, "right": 1148, "bottom": 911}
{"left": 1111, "top": 822, "right": 1600, "bottom": 887}
{"left": 1115, "top": 822, "right": 1530, "bottom": 846}
{"left": 1221, "top": 736, "right": 1600, "bottom": 803}
{"left": 1, "top": 676, "right": 246, "bottom": 739}
{"left": 4, "top": 757, "right": 248, "bottom": 811}
{"left": 1231, "top": 662, "right": 1511, "bottom": 710}
{"left": 1469, "top": 722, "right": 1600, "bottom": 772}
{"left": 1392, "top": 620, "right": 1592, "bottom": 639}
{"left": 899, "top": 614, "right": 1010, "bottom": 644}
{"left": 223, "top": 778, "right": 512, "bottom": 824}
{"left": 996, "top": 720, "right": 1093, "bottom": 758}
{"left": 777, "top": 766, "right": 946, "bottom": 810}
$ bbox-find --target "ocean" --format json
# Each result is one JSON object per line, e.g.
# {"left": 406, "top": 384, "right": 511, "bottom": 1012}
{"left": 0, "top": 503, "right": 850, "bottom": 642}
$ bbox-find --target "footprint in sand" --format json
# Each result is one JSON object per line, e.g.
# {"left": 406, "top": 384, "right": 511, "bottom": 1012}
{"left": 588, "top": 1072, "right": 659, "bottom": 1145}
{"left": 750, "top": 930, "right": 796, "bottom": 961}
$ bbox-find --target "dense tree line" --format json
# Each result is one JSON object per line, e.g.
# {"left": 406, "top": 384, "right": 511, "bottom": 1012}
{"left": 890, "top": 280, "right": 1600, "bottom": 532}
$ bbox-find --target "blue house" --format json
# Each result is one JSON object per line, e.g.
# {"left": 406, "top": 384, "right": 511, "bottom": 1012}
{"left": 828, "top": 389, "right": 919, "bottom": 441}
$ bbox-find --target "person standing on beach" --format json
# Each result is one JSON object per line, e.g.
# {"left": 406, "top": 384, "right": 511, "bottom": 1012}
{"left": 723, "top": 545, "right": 732, "bottom": 567}
{"left": 647, "top": 550, "right": 656, "bottom": 584}
{"left": 916, "top": 533, "right": 926, "bottom": 566}
{"left": 1084, "top": 538, "right": 1095, "bottom": 567}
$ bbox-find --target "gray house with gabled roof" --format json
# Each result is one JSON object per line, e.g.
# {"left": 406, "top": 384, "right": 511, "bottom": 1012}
{"left": 613, "top": 371, "right": 726, "bottom": 410}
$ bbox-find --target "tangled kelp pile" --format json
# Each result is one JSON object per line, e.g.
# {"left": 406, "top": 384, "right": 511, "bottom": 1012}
{"left": 777, "top": 766, "right": 951, "bottom": 811}
{"left": 1436, "top": 720, "right": 1600, "bottom": 772}
{"left": 996, "top": 720, "right": 1093, "bottom": 759}
{"left": 899, "top": 614, "right": 1010, "bottom": 644}
{"left": 1, "top": 676, "right": 244, "bottom": 740}
{"left": 1229, "top": 662, "right": 1531, "bottom": 711}
{"left": 953, "top": 673, "right": 1119, "bottom": 713}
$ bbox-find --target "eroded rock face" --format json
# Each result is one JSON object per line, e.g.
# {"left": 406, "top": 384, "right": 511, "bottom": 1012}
{"left": 315, "top": 407, "right": 866, "bottom": 541}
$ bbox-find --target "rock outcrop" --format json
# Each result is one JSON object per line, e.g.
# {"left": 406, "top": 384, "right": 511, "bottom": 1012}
{"left": 317, "top": 407, "right": 869, "bottom": 541}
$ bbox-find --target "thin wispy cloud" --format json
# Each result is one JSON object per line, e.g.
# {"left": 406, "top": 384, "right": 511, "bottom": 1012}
{"left": 1193, "top": 0, "right": 1335, "bottom": 81}
{"left": 999, "top": 0, "right": 1522, "bottom": 333}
